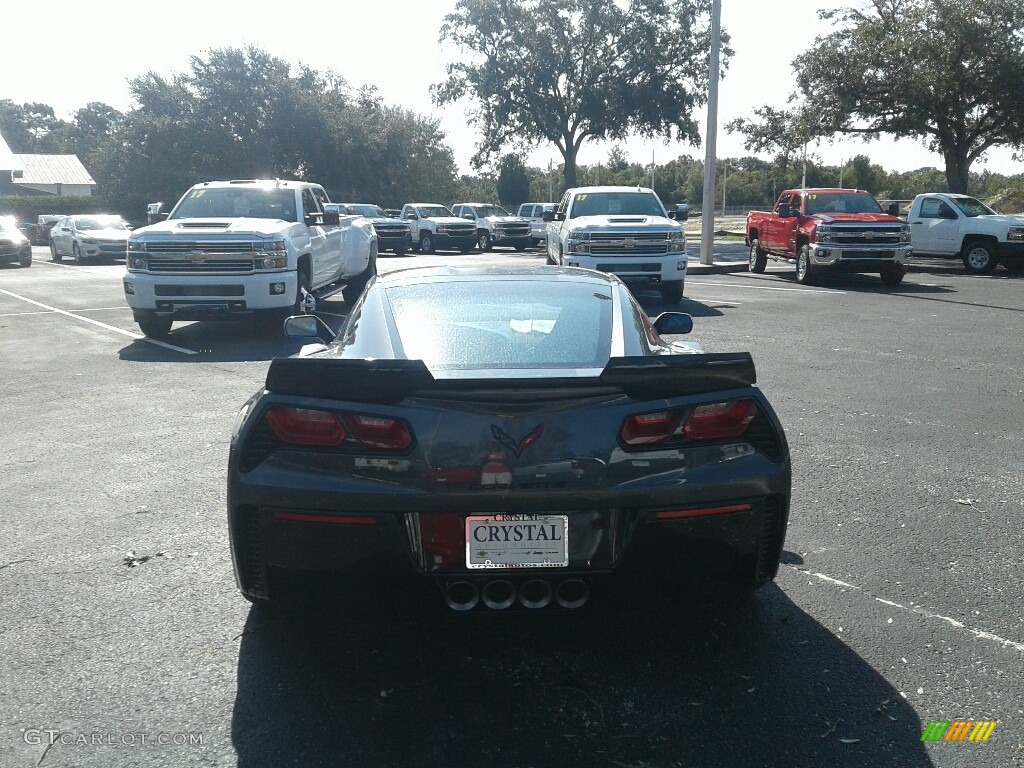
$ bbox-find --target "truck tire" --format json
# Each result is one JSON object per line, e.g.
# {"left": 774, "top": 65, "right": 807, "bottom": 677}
{"left": 478, "top": 231, "right": 492, "bottom": 252}
{"left": 795, "top": 245, "right": 815, "bottom": 284}
{"left": 660, "top": 280, "right": 684, "bottom": 305}
{"left": 962, "top": 240, "right": 998, "bottom": 274}
{"left": 342, "top": 248, "right": 377, "bottom": 304}
{"left": 50, "top": 242, "right": 62, "bottom": 262}
{"left": 880, "top": 264, "right": 907, "bottom": 286}
{"left": 292, "top": 265, "right": 313, "bottom": 315}
{"left": 138, "top": 316, "right": 173, "bottom": 339}
{"left": 420, "top": 233, "right": 435, "bottom": 254}
{"left": 748, "top": 239, "right": 768, "bottom": 273}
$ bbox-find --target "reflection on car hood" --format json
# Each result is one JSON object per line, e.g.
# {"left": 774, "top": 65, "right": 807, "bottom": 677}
{"left": 810, "top": 213, "right": 904, "bottom": 224}
{"left": 132, "top": 218, "right": 295, "bottom": 238}
{"left": 570, "top": 215, "right": 682, "bottom": 231}
{"left": 82, "top": 228, "right": 130, "bottom": 240}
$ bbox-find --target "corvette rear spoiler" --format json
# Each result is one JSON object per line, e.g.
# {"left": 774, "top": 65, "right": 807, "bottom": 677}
{"left": 264, "top": 353, "right": 756, "bottom": 404}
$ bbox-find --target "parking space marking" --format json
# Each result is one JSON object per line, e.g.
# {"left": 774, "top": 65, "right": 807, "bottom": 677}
{"left": 688, "top": 279, "right": 846, "bottom": 294}
{"left": 0, "top": 288, "right": 196, "bottom": 355}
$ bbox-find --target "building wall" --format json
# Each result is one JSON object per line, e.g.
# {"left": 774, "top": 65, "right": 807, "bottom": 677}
{"left": 16, "top": 183, "right": 93, "bottom": 197}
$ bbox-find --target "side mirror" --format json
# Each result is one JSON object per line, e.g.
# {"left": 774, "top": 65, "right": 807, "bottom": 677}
{"left": 777, "top": 204, "right": 791, "bottom": 218}
{"left": 462, "top": 213, "right": 475, "bottom": 221}
{"left": 555, "top": 212, "right": 566, "bottom": 221}
{"left": 284, "top": 314, "right": 336, "bottom": 344}
{"left": 652, "top": 312, "right": 693, "bottom": 335}
{"left": 405, "top": 213, "right": 418, "bottom": 220}
{"left": 542, "top": 211, "right": 554, "bottom": 222}
{"left": 322, "top": 210, "right": 340, "bottom": 226}
{"left": 887, "top": 203, "right": 900, "bottom": 216}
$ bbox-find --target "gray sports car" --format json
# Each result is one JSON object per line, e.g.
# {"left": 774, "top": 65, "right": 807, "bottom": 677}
{"left": 227, "top": 265, "right": 791, "bottom": 611}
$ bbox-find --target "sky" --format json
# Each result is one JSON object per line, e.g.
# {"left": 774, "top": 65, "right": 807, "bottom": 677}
{"left": 3, "top": 0, "right": 1022, "bottom": 179}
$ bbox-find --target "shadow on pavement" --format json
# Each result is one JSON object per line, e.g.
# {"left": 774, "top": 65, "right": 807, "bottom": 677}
{"left": 231, "top": 578, "right": 935, "bottom": 768}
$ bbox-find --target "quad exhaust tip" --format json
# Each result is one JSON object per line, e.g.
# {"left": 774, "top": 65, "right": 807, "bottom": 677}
{"left": 443, "top": 578, "right": 589, "bottom": 611}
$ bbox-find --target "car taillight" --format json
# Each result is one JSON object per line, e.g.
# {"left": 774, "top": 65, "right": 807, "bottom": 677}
{"left": 348, "top": 414, "right": 413, "bottom": 450}
{"left": 620, "top": 399, "right": 758, "bottom": 447}
{"left": 683, "top": 400, "right": 757, "bottom": 440}
{"left": 620, "top": 410, "right": 684, "bottom": 446}
{"left": 264, "top": 407, "right": 346, "bottom": 446}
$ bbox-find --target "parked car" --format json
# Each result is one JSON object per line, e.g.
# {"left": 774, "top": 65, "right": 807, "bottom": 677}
{"left": 906, "top": 193, "right": 1024, "bottom": 274}
{"left": 327, "top": 203, "right": 413, "bottom": 255}
{"left": 34, "top": 214, "right": 65, "bottom": 246}
{"left": 0, "top": 216, "right": 32, "bottom": 267}
{"left": 451, "top": 202, "right": 532, "bottom": 251}
{"left": 399, "top": 203, "right": 476, "bottom": 253}
{"left": 50, "top": 214, "right": 131, "bottom": 264}
{"left": 227, "top": 265, "right": 791, "bottom": 611}
{"left": 517, "top": 202, "right": 557, "bottom": 246}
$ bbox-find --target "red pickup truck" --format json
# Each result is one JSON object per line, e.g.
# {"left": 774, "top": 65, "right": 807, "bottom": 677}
{"left": 745, "top": 188, "right": 913, "bottom": 285}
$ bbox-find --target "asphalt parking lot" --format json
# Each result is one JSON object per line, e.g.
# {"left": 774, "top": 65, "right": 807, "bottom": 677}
{"left": 2, "top": 246, "right": 1022, "bottom": 768}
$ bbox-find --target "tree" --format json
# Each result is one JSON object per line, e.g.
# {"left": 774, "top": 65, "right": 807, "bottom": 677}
{"left": 433, "top": 0, "right": 730, "bottom": 190}
{"left": 496, "top": 154, "right": 530, "bottom": 208}
{"left": 728, "top": 0, "right": 1024, "bottom": 194}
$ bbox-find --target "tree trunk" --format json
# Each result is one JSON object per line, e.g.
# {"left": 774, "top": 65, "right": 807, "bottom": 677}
{"left": 943, "top": 149, "right": 971, "bottom": 194}
{"left": 562, "top": 144, "right": 578, "bottom": 190}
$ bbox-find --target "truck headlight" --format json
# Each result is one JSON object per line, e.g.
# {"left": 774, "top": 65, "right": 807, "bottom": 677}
{"left": 901, "top": 225, "right": 912, "bottom": 242}
{"left": 1008, "top": 227, "right": 1024, "bottom": 242}
{"left": 257, "top": 256, "right": 287, "bottom": 269}
{"left": 262, "top": 240, "right": 286, "bottom": 251}
{"left": 128, "top": 257, "right": 147, "bottom": 271}
{"left": 569, "top": 242, "right": 590, "bottom": 254}
{"left": 816, "top": 226, "right": 833, "bottom": 243}
{"left": 128, "top": 241, "right": 146, "bottom": 252}
{"left": 667, "top": 233, "right": 686, "bottom": 253}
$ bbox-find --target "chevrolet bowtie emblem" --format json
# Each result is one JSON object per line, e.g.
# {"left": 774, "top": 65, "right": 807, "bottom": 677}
{"left": 623, "top": 239, "right": 638, "bottom": 248}
{"left": 864, "top": 232, "right": 874, "bottom": 240}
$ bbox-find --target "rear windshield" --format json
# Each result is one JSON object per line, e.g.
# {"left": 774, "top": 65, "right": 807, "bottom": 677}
{"left": 385, "top": 280, "right": 612, "bottom": 370}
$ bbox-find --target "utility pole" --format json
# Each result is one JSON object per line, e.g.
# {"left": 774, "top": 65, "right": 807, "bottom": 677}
{"left": 699, "top": 0, "right": 721, "bottom": 266}
{"left": 651, "top": 150, "right": 655, "bottom": 190}
{"left": 548, "top": 159, "right": 553, "bottom": 202}
{"left": 722, "top": 160, "right": 727, "bottom": 214}
{"left": 801, "top": 141, "right": 807, "bottom": 189}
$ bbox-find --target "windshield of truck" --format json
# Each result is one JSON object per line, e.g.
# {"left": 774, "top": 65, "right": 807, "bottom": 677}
{"left": 568, "top": 192, "right": 666, "bottom": 219}
{"left": 474, "top": 205, "right": 510, "bottom": 217}
{"left": 416, "top": 206, "right": 454, "bottom": 218}
{"left": 949, "top": 196, "right": 997, "bottom": 217}
{"left": 803, "top": 193, "right": 883, "bottom": 215}
{"left": 346, "top": 205, "right": 388, "bottom": 218}
{"left": 74, "top": 216, "right": 127, "bottom": 231}
{"left": 170, "top": 188, "right": 298, "bottom": 222}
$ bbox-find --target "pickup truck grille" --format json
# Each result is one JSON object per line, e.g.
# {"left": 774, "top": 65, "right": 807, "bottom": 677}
{"left": 589, "top": 232, "right": 671, "bottom": 256}
{"left": 374, "top": 226, "right": 410, "bottom": 240}
{"left": 147, "top": 258, "right": 255, "bottom": 273}
{"left": 142, "top": 240, "right": 258, "bottom": 255}
{"left": 440, "top": 224, "right": 475, "bottom": 236}
{"left": 832, "top": 228, "right": 903, "bottom": 246}
{"left": 497, "top": 224, "right": 530, "bottom": 236}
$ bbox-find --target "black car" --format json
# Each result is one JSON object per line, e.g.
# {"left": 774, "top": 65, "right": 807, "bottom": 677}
{"left": 329, "top": 203, "right": 413, "bottom": 255}
{"left": 0, "top": 216, "right": 32, "bottom": 267}
{"left": 227, "top": 265, "right": 791, "bottom": 611}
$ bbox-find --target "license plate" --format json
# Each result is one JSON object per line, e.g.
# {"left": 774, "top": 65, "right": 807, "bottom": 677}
{"left": 465, "top": 514, "right": 568, "bottom": 569}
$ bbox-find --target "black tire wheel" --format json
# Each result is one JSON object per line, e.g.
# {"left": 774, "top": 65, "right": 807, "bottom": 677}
{"left": 962, "top": 240, "right": 998, "bottom": 274}
{"left": 880, "top": 264, "right": 907, "bottom": 286}
{"left": 545, "top": 252, "right": 556, "bottom": 265}
{"left": 748, "top": 238, "right": 768, "bottom": 273}
{"left": 795, "top": 244, "right": 815, "bottom": 284}
{"left": 660, "top": 280, "right": 684, "bottom": 305}
{"left": 1003, "top": 260, "right": 1024, "bottom": 274}
{"left": 292, "top": 266, "right": 313, "bottom": 315}
{"left": 420, "top": 233, "right": 435, "bottom": 254}
{"left": 73, "top": 243, "right": 86, "bottom": 265}
{"left": 514, "top": 243, "right": 526, "bottom": 251}
{"left": 342, "top": 248, "right": 377, "bottom": 304}
{"left": 478, "top": 231, "right": 492, "bottom": 252}
{"left": 50, "top": 242, "right": 62, "bottom": 262}
{"left": 19, "top": 253, "right": 32, "bottom": 267}
{"left": 138, "top": 316, "right": 173, "bottom": 339}
{"left": 393, "top": 247, "right": 407, "bottom": 257}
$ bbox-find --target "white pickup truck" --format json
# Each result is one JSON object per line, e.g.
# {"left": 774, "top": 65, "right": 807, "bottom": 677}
{"left": 399, "top": 203, "right": 477, "bottom": 254}
{"left": 907, "top": 193, "right": 1024, "bottom": 274}
{"left": 124, "top": 180, "right": 377, "bottom": 338}
{"left": 544, "top": 186, "right": 688, "bottom": 303}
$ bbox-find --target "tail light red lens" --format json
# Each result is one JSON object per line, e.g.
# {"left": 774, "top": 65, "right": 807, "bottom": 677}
{"left": 348, "top": 414, "right": 414, "bottom": 450}
{"left": 683, "top": 399, "right": 757, "bottom": 440}
{"left": 620, "top": 410, "right": 684, "bottom": 446}
{"left": 264, "top": 406, "right": 346, "bottom": 446}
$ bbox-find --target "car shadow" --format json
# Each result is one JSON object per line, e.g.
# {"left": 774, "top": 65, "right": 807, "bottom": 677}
{"left": 767, "top": 272, "right": 957, "bottom": 294}
{"left": 230, "top": 579, "right": 935, "bottom": 768}
{"left": 636, "top": 293, "right": 728, "bottom": 318}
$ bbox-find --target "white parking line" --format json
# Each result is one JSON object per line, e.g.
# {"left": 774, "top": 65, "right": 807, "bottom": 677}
{"left": 0, "top": 288, "right": 196, "bottom": 355}
{"left": 688, "top": 279, "right": 846, "bottom": 294}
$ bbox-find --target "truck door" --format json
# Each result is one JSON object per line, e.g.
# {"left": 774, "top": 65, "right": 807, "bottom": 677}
{"left": 911, "top": 196, "right": 960, "bottom": 255}
{"left": 403, "top": 206, "right": 421, "bottom": 244}
{"left": 548, "top": 192, "right": 571, "bottom": 264}
{"left": 302, "top": 188, "right": 339, "bottom": 286}
{"left": 764, "top": 194, "right": 797, "bottom": 251}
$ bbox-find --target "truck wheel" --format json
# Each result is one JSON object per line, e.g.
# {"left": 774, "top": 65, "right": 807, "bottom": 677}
{"left": 795, "top": 245, "right": 815, "bottom": 284}
{"left": 50, "top": 242, "right": 62, "bottom": 262}
{"left": 343, "top": 249, "right": 377, "bottom": 304}
{"left": 513, "top": 243, "right": 527, "bottom": 251}
{"left": 292, "top": 266, "right": 313, "bottom": 315}
{"left": 962, "top": 240, "right": 998, "bottom": 274}
{"left": 478, "top": 231, "right": 492, "bottom": 252}
{"left": 73, "top": 243, "right": 86, "bottom": 265}
{"left": 880, "top": 264, "right": 907, "bottom": 286}
{"left": 748, "top": 239, "right": 768, "bottom": 273}
{"left": 660, "top": 280, "right": 684, "bottom": 305}
{"left": 138, "top": 316, "right": 173, "bottom": 339}
{"left": 420, "top": 233, "right": 435, "bottom": 254}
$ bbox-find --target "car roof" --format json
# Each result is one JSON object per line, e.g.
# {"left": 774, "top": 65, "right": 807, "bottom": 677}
{"left": 375, "top": 264, "right": 619, "bottom": 287}
{"left": 191, "top": 180, "right": 314, "bottom": 189}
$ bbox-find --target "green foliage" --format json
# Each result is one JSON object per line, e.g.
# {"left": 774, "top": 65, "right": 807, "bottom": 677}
{"left": 728, "top": 0, "right": 1024, "bottom": 194}
{"left": 0, "top": 195, "right": 120, "bottom": 220}
{"left": 434, "top": 0, "right": 730, "bottom": 190}
{"left": 496, "top": 155, "right": 531, "bottom": 209}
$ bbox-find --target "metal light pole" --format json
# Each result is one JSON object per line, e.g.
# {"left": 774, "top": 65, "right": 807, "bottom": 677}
{"left": 699, "top": 0, "right": 721, "bottom": 266}
{"left": 548, "top": 159, "right": 553, "bottom": 202}
{"left": 651, "top": 150, "right": 655, "bottom": 190}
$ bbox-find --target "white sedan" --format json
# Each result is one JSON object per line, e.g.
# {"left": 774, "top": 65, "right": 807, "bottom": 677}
{"left": 50, "top": 215, "right": 131, "bottom": 264}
